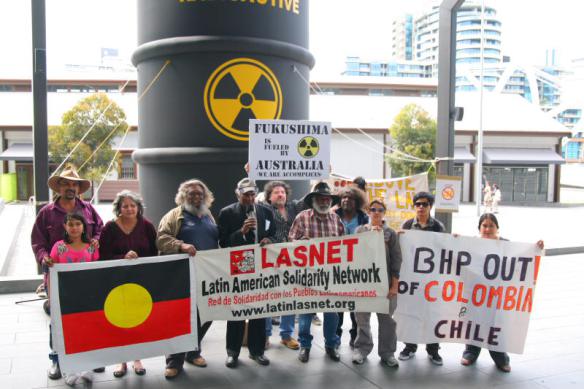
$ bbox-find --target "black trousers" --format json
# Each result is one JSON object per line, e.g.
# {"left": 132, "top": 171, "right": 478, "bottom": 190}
{"left": 404, "top": 342, "right": 439, "bottom": 353}
{"left": 166, "top": 310, "right": 212, "bottom": 369}
{"left": 464, "top": 344, "right": 509, "bottom": 366}
{"left": 226, "top": 318, "right": 266, "bottom": 357}
{"left": 337, "top": 312, "right": 357, "bottom": 341}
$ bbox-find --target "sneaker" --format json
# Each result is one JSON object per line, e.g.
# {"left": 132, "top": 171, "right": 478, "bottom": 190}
{"left": 351, "top": 351, "right": 365, "bottom": 365}
{"left": 80, "top": 370, "right": 94, "bottom": 382}
{"left": 280, "top": 337, "right": 300, "bottom": 350}
{"left": 312, "top": 315, "right": 322, "bottom": 326}
{"left": 398, "top": 347, "right": 416, "bottom": 361}
{"left": 65, "top": 373, "right": 80, "bottom": 386}
{"left": 381, "top": 355, "right": 399, "bottom": 368}
{"left": 428, "top": 351, "right": 443, "bottom": 365}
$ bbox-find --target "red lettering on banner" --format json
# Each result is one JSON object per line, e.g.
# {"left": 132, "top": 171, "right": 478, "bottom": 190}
{"left": 442, "top": 280, "right": 455, "bottom": 301}
{"left": 293, "top": 246, "right": 307, "bottom": 267}
{"left": 327, "top": 240, "right": 341, "bottom": 263}
{"left": 472, "top": 284, "right": 487, "bottom": 305}
{"left": 309, "top": 242, "right": 325, "bottom": 266}
{"left": 261, "top": 248, "right": 272, "bottom": 268}
{"left": 503, "top": 286, "right": 517, "bottom": 310}
{"left": 425, "top": 280, "right": 438, "bottom": 302}
{"left": 276, "top": 248, "right": 292, "bottom": 267}
{"left": 522, "top": 288, "right": 533, "bottom": 312}
{"left": 457, "top": 282, "right": 469, "bottom": 303}
{"left": 260, "top": 238, "right": 363, "bottom": 269}
{"left": 342, "top": 238, "right": 358, "bottom": 262}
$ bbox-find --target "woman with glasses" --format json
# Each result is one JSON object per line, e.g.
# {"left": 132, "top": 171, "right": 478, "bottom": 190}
{"left": 460, "top": 213, "right": 544, "bottom": 372}
{"left": 351, "top": 199, "right": 402, "bottom": 367}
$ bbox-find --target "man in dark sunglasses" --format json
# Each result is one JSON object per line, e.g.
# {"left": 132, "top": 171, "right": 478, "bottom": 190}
{"left": 398, "top": 191, "right": 445, "bottom": 366}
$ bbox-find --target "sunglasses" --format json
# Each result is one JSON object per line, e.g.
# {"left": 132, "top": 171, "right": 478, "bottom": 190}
{"left": 369, "top": 208, "right": 385, "bottom": 213}
{"left": 414, "top": 202, "right": 430, "bottom": 208}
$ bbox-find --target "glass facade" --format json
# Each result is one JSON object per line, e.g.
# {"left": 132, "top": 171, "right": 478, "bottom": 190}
{"left": 483, "top": 166, "right": 548, "bottom": 202}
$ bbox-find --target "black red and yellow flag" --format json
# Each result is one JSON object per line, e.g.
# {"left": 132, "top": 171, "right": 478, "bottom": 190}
{"left": 57, "top": 258, "right": 191, "bottom": 354}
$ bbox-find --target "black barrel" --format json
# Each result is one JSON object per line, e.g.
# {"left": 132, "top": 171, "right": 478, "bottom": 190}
{"left": 132, "top": 0, "right": 314, "bottom": 223}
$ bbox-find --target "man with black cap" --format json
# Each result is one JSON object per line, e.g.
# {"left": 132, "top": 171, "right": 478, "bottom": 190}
{"left": 398, "top": 191, "right": 446, "bottom": 366}
{"left": 289, "top": 182, "right": 345, "bottom": 363}
{"left": 217, "top": 178, "right": 276, "bottom": 368}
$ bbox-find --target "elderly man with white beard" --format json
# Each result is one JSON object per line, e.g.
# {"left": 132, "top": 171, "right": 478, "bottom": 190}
{"left": 157, "top": 179, "right": 218, "bottom": 379}
{"left": 288, "top": 182, "right": 345, "bottom": 363}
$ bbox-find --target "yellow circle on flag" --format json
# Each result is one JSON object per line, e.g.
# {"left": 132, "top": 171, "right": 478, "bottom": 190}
{"left": 104, "top": 283, "right": 153, "bottom": 328}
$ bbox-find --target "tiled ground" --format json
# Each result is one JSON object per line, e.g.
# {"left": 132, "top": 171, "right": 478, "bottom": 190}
{"left": 0, "top": 253, "right": 582, "bottom": 389}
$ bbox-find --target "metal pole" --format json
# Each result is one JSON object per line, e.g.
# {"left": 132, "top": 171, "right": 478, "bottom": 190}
{"left": 436, "top": 0, "right": 464, "bottom": 233}
{"left": 32, "top": 0, "right": 49, "bottom": 275}
{"left": 475, "top": 0, "right": 486, "bottom": 216}
{"left": 32, "top": 0, "right": 49, "bottom": 214}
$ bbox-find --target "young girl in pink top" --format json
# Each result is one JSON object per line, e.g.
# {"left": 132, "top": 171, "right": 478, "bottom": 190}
{"left": 48, "top": 213, "right": 99, "bottom": 265}
{"left": 46, "top": 213, "right": 100, "bottom": 386}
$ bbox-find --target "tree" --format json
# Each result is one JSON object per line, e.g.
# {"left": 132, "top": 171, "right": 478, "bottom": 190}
{"left": 388, "top": 104, "right": 436, "bottom": 178}
{"left": 49, "top": 93, "right": 127, "bottom": 196}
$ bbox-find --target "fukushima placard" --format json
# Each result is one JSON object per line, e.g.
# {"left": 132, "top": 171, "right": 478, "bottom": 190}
{"left": 395, "top": 231, "right": 543, "bottom": 354}
{"left": 195, "top": 231, "right": 390, "bottom": 321}
{"left": 248, "top": 119, "right": 331, "bottom": 180}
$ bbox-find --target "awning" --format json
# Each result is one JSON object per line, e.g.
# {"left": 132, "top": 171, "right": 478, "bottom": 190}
{"left": 0, "top": 143, "right": 33, "bottom": 161}
{"left": 454, "top": 147, "right": 476, "bottom": 163}
{"left": 483, "top": 148, "right": 565, "bottom": 165}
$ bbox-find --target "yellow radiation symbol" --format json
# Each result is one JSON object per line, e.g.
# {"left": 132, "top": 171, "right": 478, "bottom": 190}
{"left": 297, "top": 136, "right": 319, "bottom": 158}
{"left": 204, "top": 58, "right": 283, "bottom": 141}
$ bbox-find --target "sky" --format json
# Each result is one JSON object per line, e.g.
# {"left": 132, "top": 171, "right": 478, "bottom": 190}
{"left": 1, "top": 0, "right": 583, "bottom": 78}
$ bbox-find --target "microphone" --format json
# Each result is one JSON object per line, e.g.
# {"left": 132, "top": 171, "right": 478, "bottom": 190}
{"left": 245, "top": 205, "right": 258, "bottom": 243}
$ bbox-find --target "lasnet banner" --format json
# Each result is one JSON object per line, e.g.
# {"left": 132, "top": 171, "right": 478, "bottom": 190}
{"left": 328, "top": 173, "right": 428, "bottom": 230}
{"left": 395, "top": 231, "right": 543, "bottom": 354}
{"left": 195, "top": 231, "right": 390, "bottom": 322}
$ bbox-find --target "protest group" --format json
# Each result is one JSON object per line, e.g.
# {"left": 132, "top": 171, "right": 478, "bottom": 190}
{"left": 31, "top": 160, "right": 544, "bottom": 386}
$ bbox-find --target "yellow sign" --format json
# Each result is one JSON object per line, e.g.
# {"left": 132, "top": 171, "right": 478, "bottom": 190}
{"left": 297, "top": 136, "right": 319, "bottom": 158}
{"left": 204, "top": 58, "right": 283, "bottom": 141}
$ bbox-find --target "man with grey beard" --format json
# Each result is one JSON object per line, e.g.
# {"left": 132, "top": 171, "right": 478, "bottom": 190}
{"left": 289, "top": 182, "right": 345, "bottom": 363}
{"left": 157, "top": 179, "right": 218, "bottom": 379}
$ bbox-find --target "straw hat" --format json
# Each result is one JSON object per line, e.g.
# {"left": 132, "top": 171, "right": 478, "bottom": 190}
{"left": 47, "top": 165, "right": 91, "bottom": 194}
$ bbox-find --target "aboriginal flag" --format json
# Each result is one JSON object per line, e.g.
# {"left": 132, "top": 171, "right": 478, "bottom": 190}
{"left": 57, "top": 258, "right": 191, "bottom": 354}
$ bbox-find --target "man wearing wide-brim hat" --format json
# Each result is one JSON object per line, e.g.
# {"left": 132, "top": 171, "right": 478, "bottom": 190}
{"left": 288, "top": 181, "right": 345, "bottom": 363}
{"left": 30, "top": 165, "right": 103, "bottom": 380}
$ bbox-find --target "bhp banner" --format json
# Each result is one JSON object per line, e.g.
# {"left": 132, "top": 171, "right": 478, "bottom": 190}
{"left": 395, "top": 231, "right": 543, "bottom": 354}
{"left": 195, "top": 231, "right": 390, "bottom": 321}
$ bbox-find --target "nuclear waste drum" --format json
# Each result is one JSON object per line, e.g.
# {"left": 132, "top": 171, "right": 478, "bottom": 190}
{"left": 132, "top": 0, "right": 314, "bottom": 222}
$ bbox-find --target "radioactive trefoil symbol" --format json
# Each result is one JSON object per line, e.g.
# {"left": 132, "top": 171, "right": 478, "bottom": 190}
{"left": 297, "top": 136, "right": 319, "bottom": 158}
{"left": 204, "top": 58, "right": 283, "bottom": 142}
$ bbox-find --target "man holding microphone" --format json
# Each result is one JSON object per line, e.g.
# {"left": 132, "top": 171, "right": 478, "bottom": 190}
{"left": 217, "top": 178, "right": 276, "bottom": 368}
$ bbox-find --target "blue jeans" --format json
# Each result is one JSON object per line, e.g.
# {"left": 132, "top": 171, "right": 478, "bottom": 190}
{"left": 298, "top": 312, "right": 339, "bottom": 349}
{"left": 265, "top": 315, "right": 295, "bottom": 340}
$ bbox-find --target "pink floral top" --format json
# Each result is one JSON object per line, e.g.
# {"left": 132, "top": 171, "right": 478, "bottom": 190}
{"left": 49, "top": 240, "right": 99, "bottom": 264}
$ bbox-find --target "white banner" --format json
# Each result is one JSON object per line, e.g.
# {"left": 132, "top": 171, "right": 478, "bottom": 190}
{"left": 329, "top": 173, "right": 429, "bottom": 231}
{"left": 249, "top": 119, "right": 331, "bottom": 180}
{"left": 50, "top": 254, "right": 198, "bottom": 374}
{"left": 395, "top": 231, "right": 543, "bottom": 354}
{"left": 195, "top": 231, "right": 390, "bottom": 322}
